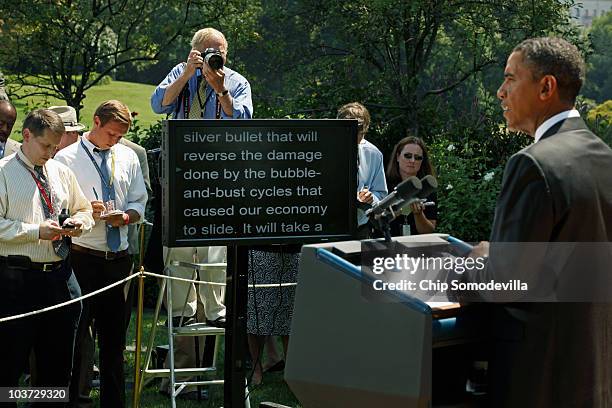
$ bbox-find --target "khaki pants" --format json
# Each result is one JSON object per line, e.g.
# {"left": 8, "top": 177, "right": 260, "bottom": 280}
{"left": 162, "top": 246, "right": 226, "bottom": 321}
{"left": 160, "top": 246, "right": 226, "bottom": 393}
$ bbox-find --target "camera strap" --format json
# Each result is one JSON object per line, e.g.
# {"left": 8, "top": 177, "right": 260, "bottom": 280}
{"left": 195, "top": 80, "right": 218, "bottom": 119}
{"left": 179, "top": 83, "right": 190, "bottom": 119}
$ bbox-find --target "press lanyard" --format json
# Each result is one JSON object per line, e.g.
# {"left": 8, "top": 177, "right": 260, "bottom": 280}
{"left": 15, "top": 155, "right": 54, "bottom": 215}
{"left": 80, "top": 139, "right": 115, "bottom": 187}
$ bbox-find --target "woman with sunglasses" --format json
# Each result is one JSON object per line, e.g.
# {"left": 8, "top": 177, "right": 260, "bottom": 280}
{"left": 385, "top": 136, "right": 437, "bottom": 235}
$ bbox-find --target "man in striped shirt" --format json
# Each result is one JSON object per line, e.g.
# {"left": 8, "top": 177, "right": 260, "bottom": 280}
{"left": 0, "top": 109, "right": 94, "bottom": 401}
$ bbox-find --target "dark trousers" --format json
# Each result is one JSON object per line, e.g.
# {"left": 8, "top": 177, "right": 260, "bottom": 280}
{"left": 69, "top": 252, "right": 132, "bottom": 408}
{"left": 0, "top": 261, "right": 81, "bottom": 408}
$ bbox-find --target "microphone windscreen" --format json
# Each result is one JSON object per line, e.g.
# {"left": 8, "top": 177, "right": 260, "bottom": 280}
{"left": 395, "top": 176, "right": 422, "bottom": 200}
{"left": 418, "top": 175, "right": 438, "bottom": 199}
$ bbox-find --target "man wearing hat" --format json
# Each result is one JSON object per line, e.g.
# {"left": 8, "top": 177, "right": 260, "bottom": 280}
{"left": 0, "top": 71, "right": 9, "bottom": 102}
{"left": 48, "top": 105, "right": 87, "bottom": 153}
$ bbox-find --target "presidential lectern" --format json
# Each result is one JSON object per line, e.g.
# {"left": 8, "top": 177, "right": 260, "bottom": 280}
{"left": 285, "top": 234, "right": 488, "bottom": 407}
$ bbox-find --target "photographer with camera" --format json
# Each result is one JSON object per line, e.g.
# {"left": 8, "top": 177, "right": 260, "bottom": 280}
{"left": 151, "top": 27, "right": 252, "bottom": 119}
{"left": 151, "top": 27, "right": 252, "bottom": 400}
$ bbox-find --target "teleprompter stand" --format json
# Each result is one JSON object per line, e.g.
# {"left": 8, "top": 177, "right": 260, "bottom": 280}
{"left": 224, "top": 244, "right": 250, "bottom": 408}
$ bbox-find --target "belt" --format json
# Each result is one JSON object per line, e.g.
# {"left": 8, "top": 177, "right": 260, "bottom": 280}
{"left": 0, "top": 255, "right": 64, "bottom": 272}
{"left": 71, "top": 244, "right": 129, "bottom": 260}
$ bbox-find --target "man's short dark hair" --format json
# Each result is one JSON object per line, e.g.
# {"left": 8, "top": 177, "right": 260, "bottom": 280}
{"left": 513, "top": 37, "right": 585, "bottom": 104}
{"left": 94, "top": 99, "right": 131, "bottom": 128}
{"left": 23, "top": 109, "right": 65, "bottom": 137}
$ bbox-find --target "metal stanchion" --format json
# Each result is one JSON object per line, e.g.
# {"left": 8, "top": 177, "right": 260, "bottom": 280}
{"left": 132, "top": 222, "right": 148, "bottom": 408}
{"left": 133, "top": 267, "right": 145, "bottom": 407}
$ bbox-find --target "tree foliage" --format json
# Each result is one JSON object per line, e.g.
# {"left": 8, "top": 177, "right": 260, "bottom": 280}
{"left": 0, "top": 0, "right": 261, "bottom": 118}
{"left": 256, "top": 0, "right": 578, "bottom": 135}
{"left": 583, "top": 11, "right": 612, "bottom": 103}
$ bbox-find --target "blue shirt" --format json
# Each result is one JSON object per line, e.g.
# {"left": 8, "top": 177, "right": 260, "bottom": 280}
{"left": 358, "top": 139, "right": 387, "bottom": 226}
{"left": 151, "top": 63, "right": 253, "bottom": 119}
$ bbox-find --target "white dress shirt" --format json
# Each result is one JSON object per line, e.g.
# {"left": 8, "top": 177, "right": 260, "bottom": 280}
{"left": 534, "top": 109, "right": 581, "bottom": 143}
{"left": 0, "top": 150, "right": 93, "bottom": 262}
{"left": 54, "top": 135, "right": 147, "bottom": 252}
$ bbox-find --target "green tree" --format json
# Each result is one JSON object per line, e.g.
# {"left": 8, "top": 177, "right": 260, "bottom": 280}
{"left": 256, "top": 0, "right": 578, "bottom": 134}
{"left": 583, "top": 11, "right": 612, "bottom": 103}
{"left": 0, "top": 0, "right": 261, "bottom": 118}
{"left": 249, "top": 0, "right": 580, "bottom": 240}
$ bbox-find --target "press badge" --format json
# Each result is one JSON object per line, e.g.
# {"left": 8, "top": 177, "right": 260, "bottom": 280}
{"left": 402, "top": 223, "right": 411, "bottom": 236}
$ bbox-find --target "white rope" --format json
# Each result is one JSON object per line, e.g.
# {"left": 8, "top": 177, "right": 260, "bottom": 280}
{"left": 249, "top": 282, "right": 297, "bottom": 288}
{"left": 143, "top": 271, "right": 226, "bottom": 286}
{"left": 0, "top": 272, "right": 139, "bottom": 324}
{"left": 143, "top": 271, "right": 297, "bottom": 288}
{"left": 0, "top": 268, "right": 299, "bottom": 324}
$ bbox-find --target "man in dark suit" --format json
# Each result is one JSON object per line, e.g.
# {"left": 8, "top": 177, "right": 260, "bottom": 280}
{"left": 461, "top": 37, "right": 612, "bottom": 407}
{"left": 0, "top": 100, "right": 20, "bottom": 158}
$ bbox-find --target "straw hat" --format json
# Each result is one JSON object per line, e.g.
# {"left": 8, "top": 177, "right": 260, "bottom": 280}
{"left": 47, "top": 105, "right": 86, "bottom": 132}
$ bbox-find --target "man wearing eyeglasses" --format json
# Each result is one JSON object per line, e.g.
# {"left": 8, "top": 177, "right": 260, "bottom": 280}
{"left": 337, "top": 102, "right": 387, "bottom": 238}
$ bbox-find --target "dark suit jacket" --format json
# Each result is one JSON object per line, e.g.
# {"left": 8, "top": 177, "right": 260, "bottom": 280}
{"left": 464, "top": 117, "right": 612, "bottom": 407}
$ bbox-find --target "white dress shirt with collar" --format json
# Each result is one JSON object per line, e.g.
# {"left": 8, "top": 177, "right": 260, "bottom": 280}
{"left": 0, "top": 150, "right": 93, "bottom": 262}
{"left": 534, "top": 109, "right": 581, "bottom": 143}
{"left": 54, "top": 135, "right": 147, "bottom": 252}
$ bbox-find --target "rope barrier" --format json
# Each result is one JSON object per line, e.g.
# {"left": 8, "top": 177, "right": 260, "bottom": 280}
{"left": 143, "top": 271, "right": 298, "bottom": 288}
{"left": 143, "top": 271, "right": 226, "bottom": 286}
{"left": 0, "top": 272, "right": 140, "bottom": 323}
{"left": 0, "top": 269, "right": 298, "bottom": 323}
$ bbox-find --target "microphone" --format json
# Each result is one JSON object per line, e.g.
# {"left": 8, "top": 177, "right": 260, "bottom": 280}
{"left": 394, "top": 175, "right": 438, "bottom": 215}
{"left": 417, "top": 175, "right": 438, "bottom": 199}
{"left": 365, "top": 176, "right": 422, "bottom": 219}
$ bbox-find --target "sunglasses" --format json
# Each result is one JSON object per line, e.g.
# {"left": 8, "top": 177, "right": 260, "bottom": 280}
{"left": 402, "top": 153, "right": 424, "bottom": 161}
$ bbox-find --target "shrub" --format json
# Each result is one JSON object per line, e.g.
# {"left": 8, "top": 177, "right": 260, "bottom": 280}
{"left": 429, "top": 136, "right": 505, "bottom": 242}
{"left": 585, "top": 100, "right": 612, "bottom": 146}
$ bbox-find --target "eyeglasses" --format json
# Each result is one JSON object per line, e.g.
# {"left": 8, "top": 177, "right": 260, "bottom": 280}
{"left": 402, "top": 153, "right": 423, "bottom": 161}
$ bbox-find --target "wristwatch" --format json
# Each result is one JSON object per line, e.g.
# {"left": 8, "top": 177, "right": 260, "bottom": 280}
{"left": 216, "top": 89, "right": 229, "bottom": 97}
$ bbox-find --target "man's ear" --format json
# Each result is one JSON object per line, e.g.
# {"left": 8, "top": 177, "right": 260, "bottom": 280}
{"left": 22, "top": 128, "right": 31, "bottom": 142}
{"left": 539, "top": 75, "right": 557, "bottom": 100}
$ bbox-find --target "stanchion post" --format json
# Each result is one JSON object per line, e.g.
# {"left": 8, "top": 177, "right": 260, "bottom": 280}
{"left": 132, "top": 267, "right": 145, "bottom": 408}
{"left": 132, "top": 222, "right": 148, "bottom": 407}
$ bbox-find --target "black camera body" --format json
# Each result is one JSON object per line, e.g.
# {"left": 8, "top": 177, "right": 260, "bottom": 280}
{"left": 59, "top": 209, "right": 74, "bottom": 229}
{"left": 203, "top": 48, "right": 224, "bottom": 70}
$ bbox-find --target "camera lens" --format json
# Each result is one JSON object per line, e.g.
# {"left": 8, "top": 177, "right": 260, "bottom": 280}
{"left": 205, "top": 53, "right": 224, "bottom": 70}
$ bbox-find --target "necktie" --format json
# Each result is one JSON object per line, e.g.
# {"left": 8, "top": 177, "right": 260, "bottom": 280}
{"left": 188, "top": 80, "right": 207, "bottom": 119}
{"left": 34, "top": 165, "right": 69, "bottom": 259}
{"left": 96, "top": 149, "right": 121, "bottom": 252}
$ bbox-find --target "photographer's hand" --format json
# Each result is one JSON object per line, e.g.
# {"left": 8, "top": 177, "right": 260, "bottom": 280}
{"left": 203, "top": 63, "right": 233, "bottom": 116}
{"left": 202, "top": 62, "right": 225, "bottom": 94}
{"left": 185, "top": 49, "right": 204, "bottom": 78}
{"left": 161, "top": 49, "right": 203, "bottom": 107}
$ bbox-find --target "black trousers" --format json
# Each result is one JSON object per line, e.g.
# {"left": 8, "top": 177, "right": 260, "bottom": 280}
{"left": 69, "top": 252, "right": 132, "bottom": 408}
{"left": 0, "top": 261, "right": 81, "bottom": 408}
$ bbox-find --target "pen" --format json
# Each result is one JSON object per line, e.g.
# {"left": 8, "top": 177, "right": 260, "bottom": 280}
{"left": 92, "top": 187, "right": 99, "bottom": 200}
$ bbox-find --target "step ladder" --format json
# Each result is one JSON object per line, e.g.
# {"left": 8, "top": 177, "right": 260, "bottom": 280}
{"left": 137, "top": 258, "right": 250, "bottom": 408}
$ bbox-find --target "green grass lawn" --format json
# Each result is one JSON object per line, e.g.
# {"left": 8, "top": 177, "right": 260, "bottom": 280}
{"left": 120, "top": 309, "right": 301, "bottom": 408}
{"left": 8, "top": 80, "right": 164, "bottom": 141}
